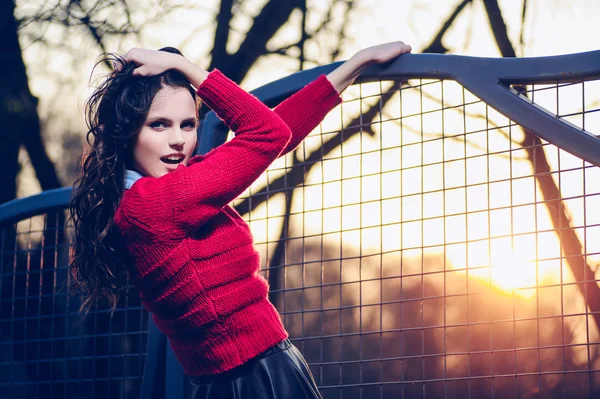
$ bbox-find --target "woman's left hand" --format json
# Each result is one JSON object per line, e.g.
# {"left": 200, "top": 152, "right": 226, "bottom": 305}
{"left": 326, "top": 40, "right": 412, "bottom": 94}
{"left": 357, "top": 41, "right": 412, "bottom": 65}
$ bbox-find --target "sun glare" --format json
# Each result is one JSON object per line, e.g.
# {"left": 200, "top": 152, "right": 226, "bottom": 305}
{"left": 487, "top": 250, "right": 538, "bottom": 296}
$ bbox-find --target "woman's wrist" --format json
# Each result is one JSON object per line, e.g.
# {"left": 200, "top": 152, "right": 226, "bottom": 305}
{"left": 326, "top": 51, "right": 372, "bottom": 95}
{"left": 172, "top": 55, "right": 209, "bottom": 89}
{"left": 324, "top": 41, "right": 411, "bottom": 95}
{"left": 349, "top": 49, "right": 377, "bottom": 70}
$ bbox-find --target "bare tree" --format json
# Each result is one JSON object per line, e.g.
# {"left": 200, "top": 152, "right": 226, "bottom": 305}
{"left": 2, "top": 0, "right": 188, "bottom": 204}
{"left": 482, "top": 0, "right": 600, "bottom": 332}
{"left": 1, "top": 0, "right": 60, "bottom": 204}
{"left": 224, "top": 0, "right": 474, "bottom": 306}
{"left": 3, "top": 0, "right": 360, "bottom": 204}
{"left": 208, "top": 0, "right": 357, "bottom": 82}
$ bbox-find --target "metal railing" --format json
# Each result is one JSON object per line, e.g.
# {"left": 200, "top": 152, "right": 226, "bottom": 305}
{"left": 1, "top": 51, "right": 599, "bottom": 398}
{"left": 0, "top": 195, "right": 149, "bottom": 398}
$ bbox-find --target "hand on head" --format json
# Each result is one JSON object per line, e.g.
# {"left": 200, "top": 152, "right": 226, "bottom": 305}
{"left": 113, "top": 47, "right": 181, "bottom": 77}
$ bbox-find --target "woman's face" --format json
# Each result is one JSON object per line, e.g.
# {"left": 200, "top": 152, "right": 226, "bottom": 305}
{"left": 132, "top": 86, "right": 197, "bottom": 178}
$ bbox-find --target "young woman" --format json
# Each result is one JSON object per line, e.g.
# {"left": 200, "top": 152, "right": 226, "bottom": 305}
{"left": 70, "top": 42, "right": 411, "bottom": 398}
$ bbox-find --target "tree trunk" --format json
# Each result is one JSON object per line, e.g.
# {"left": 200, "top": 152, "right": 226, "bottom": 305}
{"left": 0, "top": 0, "right": 24, "bottom": 204}
{"left": 484, "top": 0, "right": 600, "bottom": 332}
{"left": 0, "top": 0, "right": 61, "bottom": 204}
{"left": 523, "top": 132, "right": 600, "bottom": 331}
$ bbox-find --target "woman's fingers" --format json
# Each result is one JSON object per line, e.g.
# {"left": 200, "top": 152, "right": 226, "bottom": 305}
{"left": 112, "top": 57, "right": 128, "bottom": 72}
{"left": 132, "top": 65, "right": 156, "bottom": 76}
{"left": 366, "top": 41, "right": 412, "bottom": 64}
{"left": 111, "top": 48, "right": 178, "bottom": 76}
{"left": 111, "top": 49, "right": 138, "bottom": 72}
{"left": 131, "top": 66, "right": 145, "bottom": 76}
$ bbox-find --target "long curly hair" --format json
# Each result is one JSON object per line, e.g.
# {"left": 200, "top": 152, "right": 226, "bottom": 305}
{"left": 69, "top": 47, "right": 200, "bottom": 313}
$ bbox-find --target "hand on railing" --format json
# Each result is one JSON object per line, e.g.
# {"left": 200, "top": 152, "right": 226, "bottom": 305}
{"left": 326, "top": 41, "right": 412, "bottom": 94}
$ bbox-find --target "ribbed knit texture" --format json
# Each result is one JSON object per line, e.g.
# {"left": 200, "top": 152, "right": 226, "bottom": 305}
{"left": 114, "top": 69, "right": 341, "bottom": 376}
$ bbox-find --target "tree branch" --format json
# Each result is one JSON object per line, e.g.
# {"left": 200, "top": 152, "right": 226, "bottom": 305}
{"left": 482, "top": 0, "right": 516, "bottom": 57}
{"left": 519, "top": 0, "right": 529, "bottom": 54}
{"left": 209, "top": 0, "right": 235, "bottom": 69}
{"left": 422, "top": 0, "right": 473, "bottom": 54}
{"left": 213, "top": 0, "right": 303, "bottom": 82}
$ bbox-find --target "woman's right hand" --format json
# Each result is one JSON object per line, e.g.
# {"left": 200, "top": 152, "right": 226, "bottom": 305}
{"left": 117, "top": 48, "right": 180, "bottom": 77}
{"left": 117, "top": 47, "right": 209, "bottom": 89}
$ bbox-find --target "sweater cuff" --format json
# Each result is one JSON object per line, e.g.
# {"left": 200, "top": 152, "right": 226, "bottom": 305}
{"left": 280, "top": 74, "right": 343, "bottom": 121}
{"left": 308, "top": 74, "right": 344, "bottom": 108}
{"left": 273, "top": 74, "right": 342, "bottom": 138}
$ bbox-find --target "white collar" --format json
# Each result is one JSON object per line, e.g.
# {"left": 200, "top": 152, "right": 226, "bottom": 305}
{"left": 124, "top": 169, "right": 144, "bottom": 190}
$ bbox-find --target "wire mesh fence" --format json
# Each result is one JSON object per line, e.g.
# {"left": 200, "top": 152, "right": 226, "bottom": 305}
{"left": 0, "top": 210, "right": 148, "bottom": 399}
{"left": 0, "top": 73, "right": 599, "bottom": 398}
{"left": 237, "top": 77, "right": 600, "bottom": 398}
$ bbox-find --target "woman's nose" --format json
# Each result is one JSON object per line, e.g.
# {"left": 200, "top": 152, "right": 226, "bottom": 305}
{"left": 169, "top": 128, "right": 185, "bottom": 147}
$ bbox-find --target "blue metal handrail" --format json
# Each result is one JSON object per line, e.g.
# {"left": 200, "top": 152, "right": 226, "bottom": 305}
{"left": 0, "top": 187, "right": 71, "bottom": 225}
{"left": 200, "top": 51, "right": 600, "bottom": 167}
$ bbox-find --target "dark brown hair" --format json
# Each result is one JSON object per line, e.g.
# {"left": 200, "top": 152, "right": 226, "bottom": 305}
{"left": 69, "top": 47, "right": 199, "bottom": 313}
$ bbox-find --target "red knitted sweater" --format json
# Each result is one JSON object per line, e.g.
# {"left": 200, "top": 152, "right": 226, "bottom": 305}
{"left": 114, "top": 69, "right": 341, "bottom": 376}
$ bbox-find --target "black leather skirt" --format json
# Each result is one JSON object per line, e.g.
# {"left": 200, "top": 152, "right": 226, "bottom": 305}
{"left": 188, "top": 339, "right": 323, "bottom": 399}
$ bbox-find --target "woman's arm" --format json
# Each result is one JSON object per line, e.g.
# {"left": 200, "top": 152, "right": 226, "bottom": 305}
{"left": 118, "top": 43, "right": 411, "bottom": 231}
{"left": 271, "top": 41, "right": 412, "bottom": 158}
{"left": 122, "top": 43, "right": 412, "bottom": 161}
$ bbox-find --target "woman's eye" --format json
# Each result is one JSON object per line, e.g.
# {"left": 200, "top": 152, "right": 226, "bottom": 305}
{"left": 182, "top": 122, "right": 196, "bottom": 130}
{"left": 150, "top": 121, "right": 166, "bottom": 129}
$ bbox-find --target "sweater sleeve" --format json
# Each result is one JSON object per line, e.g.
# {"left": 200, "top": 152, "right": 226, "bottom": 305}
{"left": 117, "top": 69, "right": 292, "bottom": 233}
{"left": 272, "top": 75, "right": 342, "bottom": 158}
{"left": 199, "top": 75, "right": 342, "bottom": 166}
